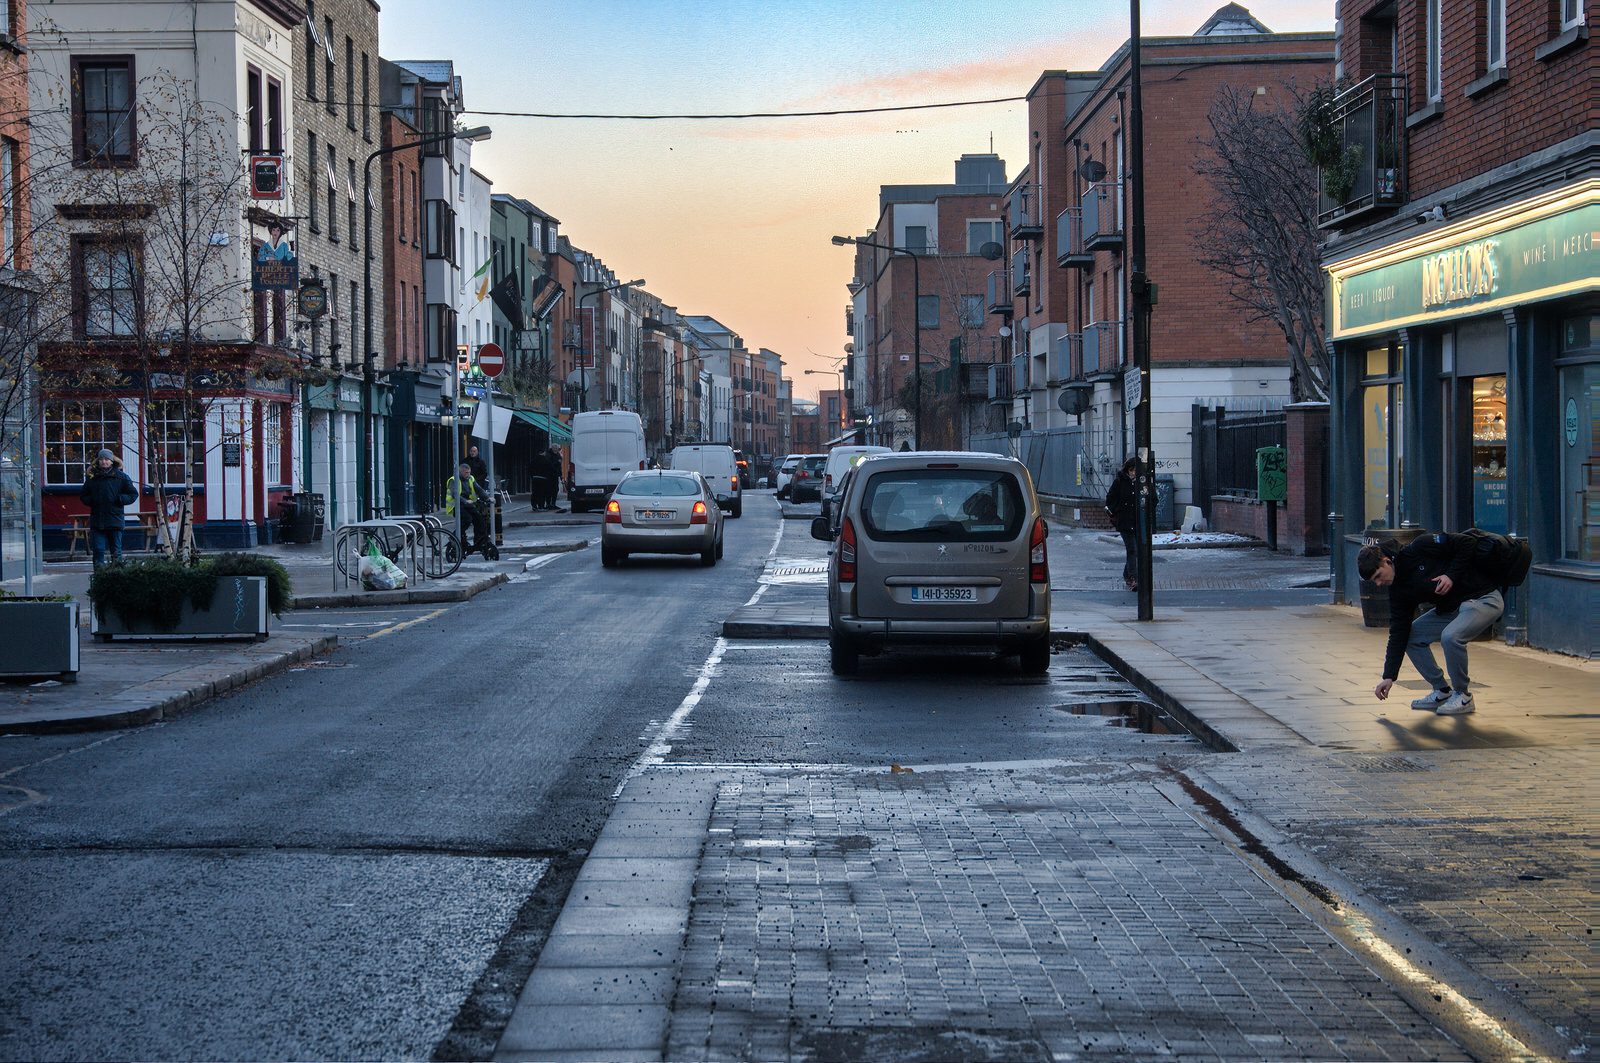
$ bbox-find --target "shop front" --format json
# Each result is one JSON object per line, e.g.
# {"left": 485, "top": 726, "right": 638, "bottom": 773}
{"left": 1326, "top": 179, "right": 1598, "bottom": 656}
{"left": 388, "top": 372, "right": 449, "bottom": 515}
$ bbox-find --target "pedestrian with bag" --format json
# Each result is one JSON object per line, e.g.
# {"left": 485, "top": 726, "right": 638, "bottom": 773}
{"left": 1359, "top": 529, "right": 1527, "bottom": 716}
{"left": 445, "top": 461, "right": 491, "bottom": 556}
{"left": 1104, "top": 457, "right": 1140, "bottom": 592}
{"left": 79, "top": 448, "right": 139, "bottom": 567}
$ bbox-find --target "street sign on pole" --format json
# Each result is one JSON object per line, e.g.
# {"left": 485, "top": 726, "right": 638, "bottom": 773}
{"left": 478, "top": 341, "right": 505, "bottom": 378}
{"left": 1123, "top": 365, "right": 1142, "bottom": 412}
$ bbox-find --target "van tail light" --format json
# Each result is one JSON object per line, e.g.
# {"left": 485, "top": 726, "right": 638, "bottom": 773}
{"left": 838, "top": 517, "right": 857, "bottom": 583}
{"left": 605, "top": 500, "right": 622, "bottom": 524}
{"left": 691, "top": 500, "right": 708, "bottom": 525}
{"left": 639, "top": 460, "right": 646, "bottom": 470}
{"left": 731, "top": 475, "right": 739, "bottom": 491}
{"left": 1029, "top": 516, "right": 1048, "bottom": 583}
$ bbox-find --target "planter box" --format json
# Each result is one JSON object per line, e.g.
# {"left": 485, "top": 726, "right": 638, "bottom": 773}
{"left": 0, "top": 599, "right": 80, "bottom": 679}
{"left": 91, "top": 575, "right": 270, "bottom": 641}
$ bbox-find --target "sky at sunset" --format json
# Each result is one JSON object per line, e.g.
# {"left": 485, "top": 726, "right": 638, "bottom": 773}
{"left": 379, "top": 0, "right": 1334, "bottom": 400}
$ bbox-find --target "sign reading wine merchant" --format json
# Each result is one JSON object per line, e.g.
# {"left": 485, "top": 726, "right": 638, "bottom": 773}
{"left": 1328, "top": 184, "right": 1598, "bottom": 340}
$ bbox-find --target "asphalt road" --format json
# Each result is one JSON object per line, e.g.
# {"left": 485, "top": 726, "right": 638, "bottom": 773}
{"left": 0, "top": 494, "right": 1321, "bottom": 1060}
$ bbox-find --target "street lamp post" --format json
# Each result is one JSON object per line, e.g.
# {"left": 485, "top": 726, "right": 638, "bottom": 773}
{"left": 360, "top": 124, "right": 491, "bottom": 520}
{"left": 576, "top": 278, "right": 644, "bottom": 413}
{"left": 832, "top": 235, "right": 920, "bottom": 449}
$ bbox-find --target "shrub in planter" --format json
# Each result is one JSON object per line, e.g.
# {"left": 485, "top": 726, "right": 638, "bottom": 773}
{"left": 89, "top": 553, "right": 293, "bottom": 632}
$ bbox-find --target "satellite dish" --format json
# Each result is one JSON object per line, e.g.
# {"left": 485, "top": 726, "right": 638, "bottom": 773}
{"left": 843, "top": 342, "right": 854, "bottom": 353}
{"left": 1006, "top": 420, "right": 1025, "bottom": 439}
{"left": 998, "top": 326, "right": 1012, "bottom": 338}
{"left": 1079, "top": 159, "right": 1107, "bottom": 183}
{"left": 978, "top": 241, "right": 1005, "bottom": 261}
{"left": 1057, "top": 388, "right": 1090, "bottom": 415}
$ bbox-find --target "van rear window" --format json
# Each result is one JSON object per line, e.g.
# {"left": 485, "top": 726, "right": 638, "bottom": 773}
{"left": 859, "top": 469, "right": 1025, "bottom": 542}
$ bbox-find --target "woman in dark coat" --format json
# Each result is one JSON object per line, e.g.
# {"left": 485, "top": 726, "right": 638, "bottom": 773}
{"left": 1104, "top": 457, "right": 1140, "bottom": 591}
{"left": 80, "top": 448, "right": 139, "bottom": 567}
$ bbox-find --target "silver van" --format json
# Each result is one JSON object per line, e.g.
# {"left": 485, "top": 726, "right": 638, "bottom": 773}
{"left": 811, "top": 452, "right": 1051, "bottom": 676}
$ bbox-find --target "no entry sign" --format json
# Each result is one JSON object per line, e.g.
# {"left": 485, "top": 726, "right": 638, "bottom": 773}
{"left": 477, "top": 342, "right": 505, "bottom": 378}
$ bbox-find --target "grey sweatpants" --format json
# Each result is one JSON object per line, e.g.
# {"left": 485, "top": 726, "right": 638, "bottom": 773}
{"left": 1405, "top": 590, "right": 1505, "bottom": 694}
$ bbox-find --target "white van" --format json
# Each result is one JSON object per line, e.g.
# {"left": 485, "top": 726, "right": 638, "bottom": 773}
{"left": 569, "top": 411, "right": 645, "bottom": 513}
{"left": 821, "top": 445, "right": 892, "bottom": 519}
{"left": 668, "top": 444, "right": 742, "bottom": 517}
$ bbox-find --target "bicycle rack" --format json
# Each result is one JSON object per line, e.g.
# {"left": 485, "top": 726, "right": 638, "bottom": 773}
{"left": 334, "top": 519, "right": 425, "bottom": 591}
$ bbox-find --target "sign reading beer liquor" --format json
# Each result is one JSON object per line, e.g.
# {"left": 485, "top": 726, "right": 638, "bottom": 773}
{"left": 1327, "top": 185, "right": 1599, "bottom": 340}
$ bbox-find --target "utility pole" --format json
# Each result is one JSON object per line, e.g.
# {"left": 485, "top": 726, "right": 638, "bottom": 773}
{"left": 1129, "top": 0, "right": 1155, "bottom": 621}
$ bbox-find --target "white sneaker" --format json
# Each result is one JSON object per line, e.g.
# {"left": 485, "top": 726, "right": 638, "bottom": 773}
{"left": 1410, "top": 688, "right": 1453, "bottom": 710}
{"left": 1435, "top": 691, "right": 1476, "bottom": 715}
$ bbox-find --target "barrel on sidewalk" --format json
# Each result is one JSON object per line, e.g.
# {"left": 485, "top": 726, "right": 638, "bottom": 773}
{"left": 1357, "top": 526, "right": 1427, "bottom": 627}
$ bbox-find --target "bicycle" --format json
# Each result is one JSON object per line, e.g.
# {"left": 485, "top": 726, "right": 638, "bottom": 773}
{"left": 335, "top": 517, "right": 465, "bottom": 580}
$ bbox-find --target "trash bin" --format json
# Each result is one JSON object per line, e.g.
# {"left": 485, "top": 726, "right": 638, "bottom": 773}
{"left": 1155, "top": 475, "right": 1176, "bottom": 532}
{"left": 287, "top": 491, "right": 325, "bottom": 544}
{"left": 1357, "top": 526, "right": 1427, "bottom": 627}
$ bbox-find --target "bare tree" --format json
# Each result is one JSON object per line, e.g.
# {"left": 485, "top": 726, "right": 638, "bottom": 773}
{"left": 1194, "top": 82, "right": 1329, "bottom": 403}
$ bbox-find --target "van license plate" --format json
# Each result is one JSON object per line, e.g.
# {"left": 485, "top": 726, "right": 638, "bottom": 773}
{"left": 910, "top": 586, "right": 976, "bottom": 602}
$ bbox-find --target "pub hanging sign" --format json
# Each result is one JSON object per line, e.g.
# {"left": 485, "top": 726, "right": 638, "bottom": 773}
{"left": 1327, "top": 181, "right": 1599, "bottom": 340}
{"left": 251, "top": 219, "right": 299, "bottom": 292}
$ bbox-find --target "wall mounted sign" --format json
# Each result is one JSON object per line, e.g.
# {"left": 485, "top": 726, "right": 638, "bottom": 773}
{"left": 1327, "top": 181, "right": 1598, "bottom": 340}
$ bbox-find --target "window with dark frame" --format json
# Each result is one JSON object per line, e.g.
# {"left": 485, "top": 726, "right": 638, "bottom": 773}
{"left": 917, "top": 294, "right": 939, "bottom": 329}
{"left": 326, "top": 145, "right": 339, "bottom": 241}
{"left": 266, "top": 78, "right": 283, "bottom": 154}
{"left": 425, "top": 199, "right": 455, "bottom": 263}
{"left": 74, "top": 236, "right": 141, "bottom": 339}
{"left": 395, "top": 161, "right": 406, "bottom": 242}
{"left": 304, "top": 2, "right": 317, "bottom": 100}
{"left": 345, "top": 37, "right": 355, "bottom": 129}
{"left": 73, "top": 56, "right": 136, "bottom": 166}
{"left": 323, "top": 17, "right": 335, "bottom": 114}
{"left": 308, "top": 131, "right": 320, "bottom": 231}
{"left": 246, "top": 67, "right": 263, "bottom": 153}
{"left": 361, "top": 53, "right": 371, "bottom": 140}
{"left": 347, "top": 158, "right": 358, "bottom": 251}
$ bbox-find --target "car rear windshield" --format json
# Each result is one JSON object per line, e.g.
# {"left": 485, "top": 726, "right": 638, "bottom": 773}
{"left": 801, "top": 456, "right": 826, "bottom": 472}
{"left": 859, "top": 469, "right": 1026, "bottom": 542}
{"left": 616, "top": 475, "right": 700, "bottom": 497}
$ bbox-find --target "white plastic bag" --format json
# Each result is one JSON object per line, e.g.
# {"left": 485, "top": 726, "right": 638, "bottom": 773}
{"left": 359, "top": 550, "right": 407, "bottom": 591}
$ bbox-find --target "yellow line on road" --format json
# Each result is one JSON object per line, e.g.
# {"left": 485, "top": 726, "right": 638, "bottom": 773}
{"left": 366, "top": 607, "right": 449, "bottom": 641}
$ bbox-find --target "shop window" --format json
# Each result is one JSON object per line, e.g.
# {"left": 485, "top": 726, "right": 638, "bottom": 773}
{"left": 263, "top": 403, "right": 285, "bottom": 487}
{"left": 43, "top": 400, "right": 123, "bottom": 486}
{"left": 1561, "top": 316, "right": 1598, "bottom": 562}
{"left": 1361, "top": 342, "right": 1404, "bottom": 529}
{"left": 1470, "top": 375, "right": 1508, "bottom": 533}
{"left": 147, "top": 400, "right": 206, "bottom": 487}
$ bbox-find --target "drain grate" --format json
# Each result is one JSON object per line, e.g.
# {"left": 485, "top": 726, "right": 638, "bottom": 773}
{"left": 1347, "top": 754, "right": 1435, "bottom": 774}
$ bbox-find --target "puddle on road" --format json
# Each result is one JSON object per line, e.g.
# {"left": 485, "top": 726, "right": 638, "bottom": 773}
{"left": 1054, "top": 696, "right": 1193, "bottom": 737}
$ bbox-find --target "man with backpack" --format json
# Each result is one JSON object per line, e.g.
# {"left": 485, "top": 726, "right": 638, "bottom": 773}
{"left": 1358, "top": 529, "right": 1528, "bottom": 716}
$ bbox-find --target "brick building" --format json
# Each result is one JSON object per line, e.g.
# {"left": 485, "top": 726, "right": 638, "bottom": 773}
{"left": 842, "top": 154, "right": 1012, "bottom": 450}
{"left": 1320, "top": 0, "right": 1595, "bottom": 655}
{"left": 995, "top": 6, "right": 1333, "bottom": 508}
{"left": 379, "top": 106, "right": 435, "bottom": 510}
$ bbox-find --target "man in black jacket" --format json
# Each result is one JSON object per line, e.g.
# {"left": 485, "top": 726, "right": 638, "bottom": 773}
{"left": 1104, "top": 457, "right": 1140, "bottom": 592}
{"left": 1358, "top": 531, "right": 1504, "bottom": 716}
{"left": 79, "top": 449, "right": 139, "bottom": 567}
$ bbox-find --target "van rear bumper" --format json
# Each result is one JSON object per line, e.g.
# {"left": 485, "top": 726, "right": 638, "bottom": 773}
{"left": 834, "top": 615, "right": 1049, "bottom": 648}
{"left": 572, "top": 484, "right": 617, "bottom": 501}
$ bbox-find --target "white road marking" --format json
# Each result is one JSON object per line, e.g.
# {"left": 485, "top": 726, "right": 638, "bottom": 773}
{"left": 615, "top": 510, "right": 786, "bottom": 797}
{"left": 741, "top": 514, "right": 786, "bottom": 608}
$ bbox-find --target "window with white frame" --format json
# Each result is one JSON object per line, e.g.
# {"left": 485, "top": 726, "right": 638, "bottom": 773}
{"left": 1561, "top": 0, "right": 1584, "bottom": 30}
{"left": 1426, "top": 0, "right": 1443, "bottom": 100}
{"left": 43, "top": 401, "right": 122, "bottom": 486}
{"left": 966, "top": 220, "right": 1002, "bottom": 254}
{"left": 1486, "top": 0, "right": 1506, "bottom": 70}
{"left": 147, "top": 400, "right": 206, "bottom": 486}
{"left": 263, "top": 403, "right": 284, "bottom": 486}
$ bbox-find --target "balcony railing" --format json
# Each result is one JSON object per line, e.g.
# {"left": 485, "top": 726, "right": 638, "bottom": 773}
{"left": 1010, "top": 248, "right": 1031, "bottom": 298}
{"left": 1317, "top": 74, "right": 1408, "bottom": 229}
{"left": 987, "top": 362, "right": 1012, "bottom": 403}
{"left": 1082, "top": 180, "right": 1124, "bottom": 252}
{"left": 986, "top": 269, "right": 1010, "bottom": 315}
{"left": 1048, "top": 335, "right": 1074, "bottom": 384}
{"left": 1008, "top": 182, "right": 1043, "bottom": 239}
{"left": 1055, "top": 206, "right": 1091, "bottom": 269}
{"left": 1080, "top": 320, "right": 1123, "bottom": 375}
{"left": 960, "top": 362, "right": 990, "bottom": 399}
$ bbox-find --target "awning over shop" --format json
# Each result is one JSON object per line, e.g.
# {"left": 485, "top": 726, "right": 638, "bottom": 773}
{"left": 514, "top": 409, "right": 573, "bottom": 443}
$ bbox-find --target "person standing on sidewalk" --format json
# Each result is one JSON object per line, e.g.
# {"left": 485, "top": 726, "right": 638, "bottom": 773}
{"left": 466, "top": 444, "right": 489, "bottom": 487}
{"left": 79, "top": 449, "right": 139, "bottom": 567}
{"left": 1360, "top": 532, "right": 1504, "bottom": 716}
{"left": 1104, "top": 457, "right": 1140, "bottom": 592}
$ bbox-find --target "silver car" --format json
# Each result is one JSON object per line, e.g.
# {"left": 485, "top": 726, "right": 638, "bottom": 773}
{"left": 811, "top": 451, "right": 1051, "bottom": 675}
{"left": 602, "top": 470, "right": 725, "bottom": 567}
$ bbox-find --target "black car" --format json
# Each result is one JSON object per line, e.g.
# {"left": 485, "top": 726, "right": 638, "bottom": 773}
{"left": 789, "top": 455, "right": 827, "bottom": 503}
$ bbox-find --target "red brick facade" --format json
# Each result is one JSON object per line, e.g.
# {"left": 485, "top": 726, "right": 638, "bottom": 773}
{"left": 1337, "top": 0, "right": 1593, "bottom": 199}
{"left": 380, "top": 112, "right": 423, "bottom": 370}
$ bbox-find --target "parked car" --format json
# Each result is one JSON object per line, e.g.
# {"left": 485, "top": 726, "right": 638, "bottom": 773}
{"left": 812, "top": 451, "right": 1050, "bottom": 676}
{"left": 733, "top": 450, "right": 752, "bottom": 488}
{"left": 788, "top": 454, "right": 827, "bottom": 503}
{"left": 820, "top": 445, "right": 892, "bottom": 520}
{"left": 668, "top": 444, "right": 742, "bottom": 517}
{"left": 774, "top": 454, "right": 802, "bottom": 499}
{"left": 602, "top": 469, "right": 725, "bottom": 567}
{"left": 569, "top": 411, "right": 646, "bottom": 513}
